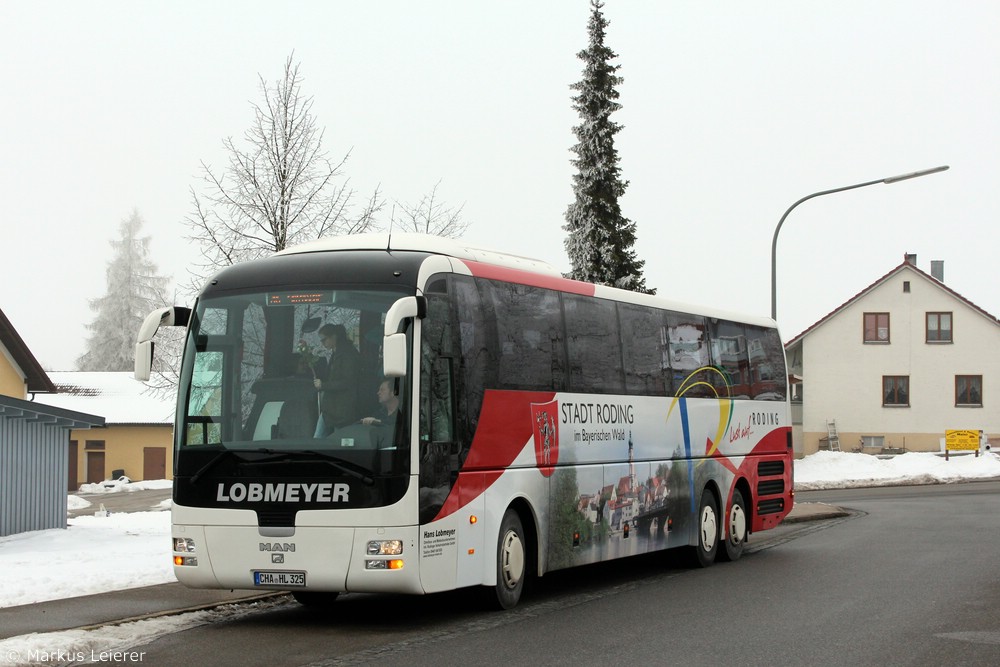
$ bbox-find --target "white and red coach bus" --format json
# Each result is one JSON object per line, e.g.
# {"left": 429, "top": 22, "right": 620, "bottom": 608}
{"left": 135, "top": 233, "right": 792, "bottom": 609}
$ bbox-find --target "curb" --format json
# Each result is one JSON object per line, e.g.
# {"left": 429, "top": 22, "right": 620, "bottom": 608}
{"left": 783, "top": 502, "right": 852, "bottom": 523}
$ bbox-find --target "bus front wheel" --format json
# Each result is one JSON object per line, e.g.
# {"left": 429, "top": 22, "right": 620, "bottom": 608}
{"left": 693, "top": 490, "right": 719, "bottom": 567}
{"left": 492, "top": 508, "right": 526, "bottom": 610}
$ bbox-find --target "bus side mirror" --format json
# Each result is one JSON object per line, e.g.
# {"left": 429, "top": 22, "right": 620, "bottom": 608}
{"left": 383, "top": 333, "right": 407, "bottom": 378}
{"left": 135, "top": 340, "right": 154, "bottom": 381}
{"left": 383, "top": 296, "right": 426, "bottom": 378}
{"left": 134, "top": 306, "right": 191, "bottom": 381}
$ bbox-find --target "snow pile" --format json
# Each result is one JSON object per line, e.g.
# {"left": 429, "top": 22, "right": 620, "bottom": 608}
{"left": 0, "top": 512, "right": 174, "bottom": 609}
{"left": 794, "top": 450, "right": 1000, "bottom": 490}
{"left": 77, "top": 478, "right": 173, "bottom": 494}
{"left": 66, "top": 496, "right": 92, "bottom": 511}
{"left": 0, "top": 611, "right": 220, "bottom": 665}
{"left": 0, "top": 599, "right": 287, "bottom": 667}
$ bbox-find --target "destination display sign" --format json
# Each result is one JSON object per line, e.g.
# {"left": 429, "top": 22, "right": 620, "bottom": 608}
{"left": 267, "top": 292, "right": 334, "bottom": 306}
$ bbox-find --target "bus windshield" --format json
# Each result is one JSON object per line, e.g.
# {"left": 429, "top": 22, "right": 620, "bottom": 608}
{"left": 177, "top": 287, "right": 410, "bottom": 471}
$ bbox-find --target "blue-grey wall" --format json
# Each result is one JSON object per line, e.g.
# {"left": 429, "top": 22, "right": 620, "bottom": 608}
{"left": 0, "top": 418, "right": 68, "bottom": 537}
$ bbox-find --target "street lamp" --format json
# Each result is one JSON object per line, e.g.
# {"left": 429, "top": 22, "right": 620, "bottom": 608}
{"left": 770, "top": 165, "right": 949, "bottom": 320}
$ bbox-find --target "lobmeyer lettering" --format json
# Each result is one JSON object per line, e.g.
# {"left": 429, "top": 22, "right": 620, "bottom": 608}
{"left": 216, "top": 482, "right": 349, "bottom": 503}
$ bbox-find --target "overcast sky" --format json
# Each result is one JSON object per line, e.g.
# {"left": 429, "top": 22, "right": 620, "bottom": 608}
{"left": 1, "top": 1, "right": 994, "bottom": 371}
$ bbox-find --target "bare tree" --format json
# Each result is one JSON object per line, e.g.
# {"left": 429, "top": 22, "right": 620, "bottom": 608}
{"left": 185, "top": 53, "right": 384, "bottom": 291}
{"left": 390, "top": 180, "right": 469, "bottom": 239}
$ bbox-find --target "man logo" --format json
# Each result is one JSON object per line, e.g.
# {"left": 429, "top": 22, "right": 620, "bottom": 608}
{"left": 272, "top": 554, "right": 285, "bottom": 564}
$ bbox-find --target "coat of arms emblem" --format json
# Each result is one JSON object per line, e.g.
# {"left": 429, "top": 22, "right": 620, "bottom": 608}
{"left": 530, "top": 400, "right": 559, "bottom": 477}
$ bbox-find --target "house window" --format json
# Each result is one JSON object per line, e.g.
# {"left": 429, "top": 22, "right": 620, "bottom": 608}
{"left": 864, "top": 313, "right": 890, "bottom": 343}
{"left": 956, "top": 375, "right": 982, "bottom": 407}
{"left": 883, "top": 376, "right": 909, "bottom": 406}
{"left": 860, "top": 435, "right": 885, "bottom": 449}
{"left": 926, "top": 312, "right": 952, "bottom": 343}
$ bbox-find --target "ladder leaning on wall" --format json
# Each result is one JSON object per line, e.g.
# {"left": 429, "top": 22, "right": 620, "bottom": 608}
{"left": 820, "top": 419, "right": 841, "bottom": 451}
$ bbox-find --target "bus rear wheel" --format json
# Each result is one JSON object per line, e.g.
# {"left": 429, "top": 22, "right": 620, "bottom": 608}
{"left": 491, "top": 508, "right": 526, "bottom": 610}
{"left": 693, "top": 490, "right": 719, "bottom": 567}
{"left": 720, "top": 488, "right": 748, "bottom": 562}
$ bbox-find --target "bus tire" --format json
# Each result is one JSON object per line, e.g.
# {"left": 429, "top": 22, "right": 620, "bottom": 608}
{"left": 693, "top": 490, "right": 719, "bottom": 568}
{"left": 720, "top": 487, "right": 748, "bottom": 562}
{"left": 292, "top": 591, "right": 339, "bottom": 608}
{"left": 492, "top": 508, "right": 527, "bottom": 610}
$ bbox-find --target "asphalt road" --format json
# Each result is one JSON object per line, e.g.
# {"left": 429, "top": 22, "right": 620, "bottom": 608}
{"left": 68, "top": 487, "right": 172, "bottom": 518}
{"left": 83, "top": 481, "right": 1000, "bottom": 667}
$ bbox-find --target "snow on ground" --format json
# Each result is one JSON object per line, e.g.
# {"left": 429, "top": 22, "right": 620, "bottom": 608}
{"left": 0, "top": 600, "right": 288, "bottom": 667}
{"left": 0, "top": 511, "right": 175, "bottom": 609}
{"left": 794, "top": 450, "right": 1000, "bottom": 490}
{"left": 1, "top": 453, "right": 999, "bottom": 665}
{"left": 76, "top": 477, "right": 173, "bottom": 495}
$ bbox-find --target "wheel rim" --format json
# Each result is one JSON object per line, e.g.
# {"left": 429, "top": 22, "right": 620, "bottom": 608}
{"left": 500, "top": 529, "right": 525, "bottom": 589}
{"left": 729, "top": 503, "right": 747, "bottom": 546}
{"left": 700, "top": 504, "right": 718, "bottom": 552}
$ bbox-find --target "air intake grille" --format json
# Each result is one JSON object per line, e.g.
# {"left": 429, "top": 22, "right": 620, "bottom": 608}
{"left": 757, "top": 479, "right": 785, "bottom": 496}
{"left": 757, "top": 498, "right": 785, "bottom": 515}
{"left": 758, "top": 460, "right": 784, "bottom": 476}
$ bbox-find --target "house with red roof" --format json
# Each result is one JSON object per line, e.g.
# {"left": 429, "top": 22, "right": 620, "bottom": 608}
{"left": 785, "top": 254, "right": 1000, "bottom": 456}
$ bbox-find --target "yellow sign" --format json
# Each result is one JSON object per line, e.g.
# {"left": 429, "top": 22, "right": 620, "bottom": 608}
{"left": 945, "top": 430, "right": 981, "bottom": 451}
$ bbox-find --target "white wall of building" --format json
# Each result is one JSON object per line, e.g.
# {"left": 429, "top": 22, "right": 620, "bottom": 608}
{"left": 794, "top": 263, "right": 1000, "bottom": 454}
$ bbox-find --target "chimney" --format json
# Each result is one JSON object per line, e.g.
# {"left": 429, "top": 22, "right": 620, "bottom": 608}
{"left": 931, "top": 260, "right": 944, "bottom": 283}
{"left": 904, "top": 252, "right": 917, "bottom": 265}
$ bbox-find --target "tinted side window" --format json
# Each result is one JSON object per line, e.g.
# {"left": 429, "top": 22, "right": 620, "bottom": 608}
{"left": 666, "top": 312, "right": 714, "bottom": 398}
{"left": 421, "top": 287, "right": 455, "bottom": 444}
{"left": 709, "top": 319, "right": 750, "bottom": 398}
{"left": 479, "top": 279, "right": 566, "bottom": 391}
{"left": 564, "top": 294, "right": 625, "bottom": 394}
{"left": 746, "top": 325, "right": 787, "bottom": 400}
{"left": 618, "top": 303, "right": 670, "bottom": 396}
{"left": 450, "top": 275, "right": 490, "bottom": 447}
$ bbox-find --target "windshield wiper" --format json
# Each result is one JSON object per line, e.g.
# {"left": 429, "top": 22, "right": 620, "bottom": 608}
{"left": 252, "top": 449, "right": 376, "bottom": 486}
{"left": 191, "top": 449, "right": 239, "bottom": 485}
{"left": 190, "top": 448, "right": 377, "bottom": 486}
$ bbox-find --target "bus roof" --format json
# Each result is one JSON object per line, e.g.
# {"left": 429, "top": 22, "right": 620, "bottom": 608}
{"left": 278, "top": 232, "right": 563, "bottom": 278}
{"left": 278, "top": 233, "right": 778, "bottom": 331}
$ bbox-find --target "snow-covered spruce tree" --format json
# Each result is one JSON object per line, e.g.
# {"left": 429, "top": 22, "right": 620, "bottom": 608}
{"left": 564, "top": 0, "right": 653, "bottom": 294}
{"left": 77, "top": 210, "right": 170, "bottom": 371}
{"left": 185, "top": 53, "right": 384, "bottom": 292}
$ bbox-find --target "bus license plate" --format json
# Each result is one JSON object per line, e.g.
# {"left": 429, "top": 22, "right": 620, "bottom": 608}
{"left": 253, "top": 570, "right": 306, "bottom": 587}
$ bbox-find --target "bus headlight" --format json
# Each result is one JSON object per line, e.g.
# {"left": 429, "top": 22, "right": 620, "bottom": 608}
{"left": 367, "top": 540, "right": 403, "bottom": 556}
{"left": 173, "top": 537, "right": 196, "bottom": 553}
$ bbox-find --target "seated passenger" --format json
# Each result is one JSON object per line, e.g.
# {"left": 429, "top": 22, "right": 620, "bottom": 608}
{"left": 360, "top": 379, "right": 402, "bottom": 447}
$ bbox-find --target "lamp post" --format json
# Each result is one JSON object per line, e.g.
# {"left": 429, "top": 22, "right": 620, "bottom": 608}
{"left": 770, "top": 165, "right": 949, "bottom": 321}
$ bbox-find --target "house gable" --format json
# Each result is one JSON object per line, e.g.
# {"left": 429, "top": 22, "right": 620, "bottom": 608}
{"left": 786, "top": 257, "right": 1000, "bottom": 349}
{"left": 785, "top": 255, "right": 1000, "bottom": 455}
{"left": 0, "top": 306, "right": 55, "bottom": 398}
